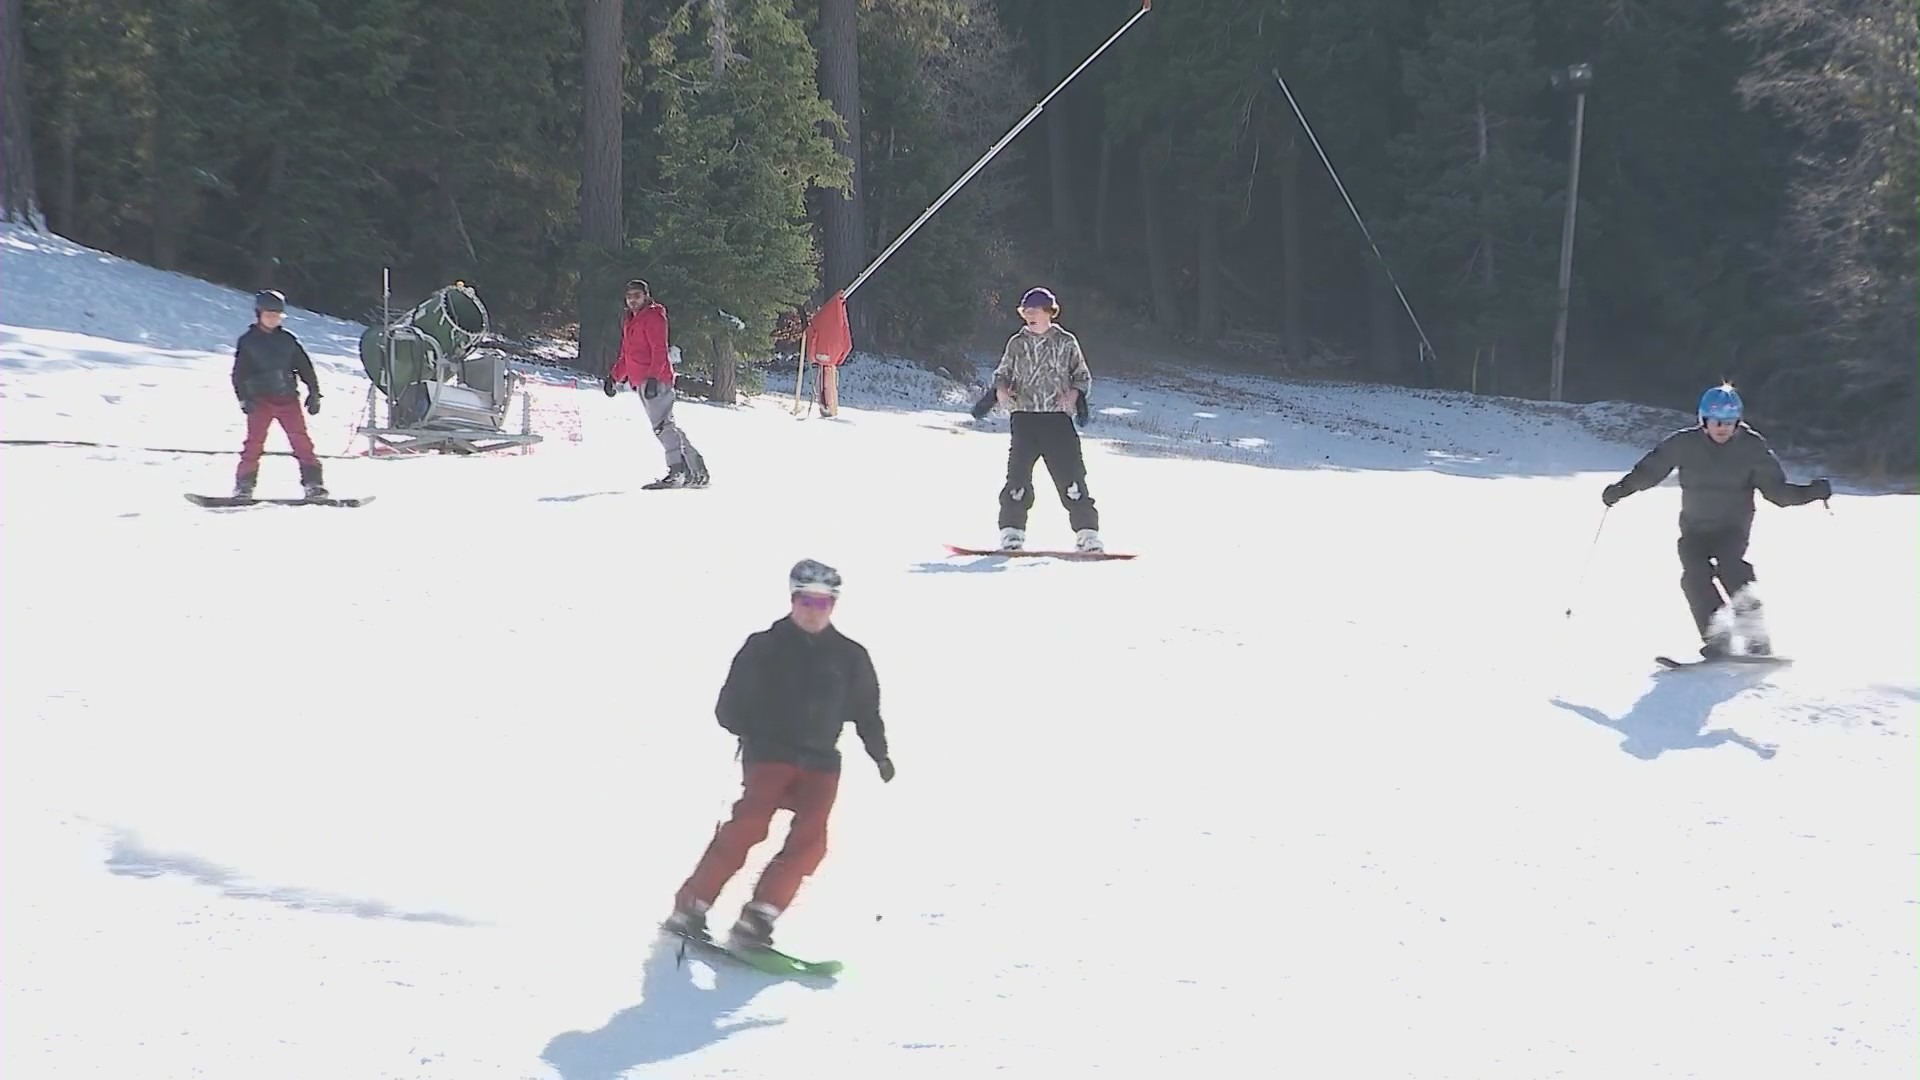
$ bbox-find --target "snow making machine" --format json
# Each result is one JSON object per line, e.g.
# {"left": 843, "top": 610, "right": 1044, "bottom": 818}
{"left": 354, "top": 281, "right": 542, "bottom": 455}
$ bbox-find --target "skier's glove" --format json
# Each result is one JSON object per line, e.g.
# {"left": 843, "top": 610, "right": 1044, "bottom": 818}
{"left": 239, "top": 399, "right": 254, "bottom": 415}
{"left": 305, "top": 391, "right": 321, "bottom": 416}
{"left": 602, "top": 375, "right": 618, "bottom": 397}
{"left": 1601, "top": 481, "right": 1627, "bottom": 507}
{"left": 1074, "top": 393, "right": 1090, "bottom": 427}
{"left": 969, "top": 387, "right": 995, "bottom": 420}
{"left": 875, "top": 757, "right": 895, "bottom": 783}
{"left": 643, "top": 377, "right": 662, "bottom": 400}
{"left": 1806, "top": 477, "right": 1832, "bottom": 503}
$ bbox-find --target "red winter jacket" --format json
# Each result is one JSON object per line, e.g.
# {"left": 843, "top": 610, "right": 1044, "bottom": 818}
{"left": 612, "top": 302, "right": 673, "bottom": 387}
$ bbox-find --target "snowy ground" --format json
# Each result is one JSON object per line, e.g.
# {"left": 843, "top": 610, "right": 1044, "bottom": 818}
{"left": 3, "top": 224, "right": 1915, "bottom": 1080}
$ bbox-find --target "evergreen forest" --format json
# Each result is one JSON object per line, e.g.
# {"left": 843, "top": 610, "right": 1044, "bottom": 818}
{"left": 4, "top": 0, "right": 1913, "bottom": 472}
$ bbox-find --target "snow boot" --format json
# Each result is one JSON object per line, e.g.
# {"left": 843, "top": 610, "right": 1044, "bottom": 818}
{"left": 998, "top": 527, "right": 1025, "bottom": 551}
{"left": 728, "top": 901, "right": 779, "bottom": 951}
{"left": 299, "top": 461, "right": 329, "bottom": 500}
{"left": 649, "top": 463, "right": 690, "bottom": 489}
{"left": 685, "top": 458, "right": 710, "bottom": 488}
{"left": 233, "top": 473, "right": 257, "bottom": 500}
{"left": 1074, "top": 528, "right": 1105, "bottom": 553}
{"left": 1731, "top": 588, "right": 1770, "bottom": 655}
{"left": 663, "top": 899, "right": 712, "bottom": 942}
{"left": 1700, "top": 631, "right": 1733, "bottom": 661}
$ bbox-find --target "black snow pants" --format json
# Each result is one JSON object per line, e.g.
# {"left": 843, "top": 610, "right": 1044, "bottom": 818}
{"left": 998, "top": 411, "right": 1098, "bottom": 533}
{"left": 1677, "top": 523, "right": 1756, "bottom": 638}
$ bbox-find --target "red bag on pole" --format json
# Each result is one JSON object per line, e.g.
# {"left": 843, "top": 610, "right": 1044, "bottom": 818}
{"left": 807, "top": 293, "right": 853, "bottom": 368}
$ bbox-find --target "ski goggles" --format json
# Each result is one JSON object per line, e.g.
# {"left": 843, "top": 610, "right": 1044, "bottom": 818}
{"left": 792, "top": 592, "right": 836, "bottom": 610}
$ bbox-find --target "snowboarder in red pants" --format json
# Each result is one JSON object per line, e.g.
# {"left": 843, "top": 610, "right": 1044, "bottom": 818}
{"left": 231, "top": 289, "right": 326, "bottom": 499}
{"left": 664, "top": 558, "right": 895, "bottom": 952}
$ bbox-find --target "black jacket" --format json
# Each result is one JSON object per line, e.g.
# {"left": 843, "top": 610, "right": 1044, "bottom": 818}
{"left": 232, "top": 325, "right": 320, "bottom": 404}
{"left": 716, "top": 617, "right": 888, "bottom": 774}
{"left": 1612, "top": 423, "right": 1824, "bottom": 531}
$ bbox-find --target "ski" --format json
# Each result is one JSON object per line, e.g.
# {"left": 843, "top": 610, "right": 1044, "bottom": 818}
{"left": 945, "top": 544, "right": 1135, "bottom": 561}
{"left": 1654, "top": 653, "right": 1793, "bottom": 672}
{"left": 662, "top": 925, "right": 841, "bottom": 978}
{"left": 186, "top": 494, "right": 375, "bottom": 508}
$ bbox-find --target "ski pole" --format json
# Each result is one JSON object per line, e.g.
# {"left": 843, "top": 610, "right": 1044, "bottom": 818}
{"left": 1564, "top": 506, "right": 1610, "bottom": 619}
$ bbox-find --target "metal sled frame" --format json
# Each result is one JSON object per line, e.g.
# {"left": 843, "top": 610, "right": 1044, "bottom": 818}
{"left": 353, "top": 271, "right": 545, "bottom": 457}
{"left": 355, "top": 382, "right": 543, "bottom": 456}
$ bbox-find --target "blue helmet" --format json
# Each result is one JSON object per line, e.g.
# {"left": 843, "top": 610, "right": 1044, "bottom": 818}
{"left": 1698, "top": 384, "right": 1742, "bottom": 423}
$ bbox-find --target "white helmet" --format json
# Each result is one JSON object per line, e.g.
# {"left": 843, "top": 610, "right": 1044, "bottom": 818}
{"left": 788, "top": 558, "right": 842, "bottom": 598}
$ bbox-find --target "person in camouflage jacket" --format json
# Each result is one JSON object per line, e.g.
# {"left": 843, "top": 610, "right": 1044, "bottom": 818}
{"left": 982, "top": 287, "right": 1103, "bottom": 552}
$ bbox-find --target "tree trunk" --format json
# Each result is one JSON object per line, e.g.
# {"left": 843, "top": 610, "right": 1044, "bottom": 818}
{"left": 1278, "top": 133, "right": 1304, "bottom": 367}
{"left": 150, "top": 177, "right": 190, "bottom": 269}
{"left": 1045, "top": 4, "right": 1075, "bottom": 242}
{"left": 816, "top": 0, "right": 865, "bottom": 336}
{"left": 1138, "top": 140, "right": 1179, "bottom": 332}
{"left": 578, "top": 0, "right": 625, "bottom": 378}
{"left": 1474, "top": 96, "right": 1497, "bottom": 393}
{"left": 1195, "top": 198, "right": 1221, "bottom": 342}
{"left": 56, "top": 122, "right": 75, "bottom": 234}
{"left": 710, "top": 333, "right": 739, "bottom": 404}
{"left": 1, "top": 0, "right": 42, "bottom": 227}
{"left": 251, "top": 141, "right": 288, "bottom": 286}
{"left": 1093, "top": 131, "right": 1114, "bottom": 254}
{"left": 709, "top": 0, "right": 730, "bottom": 77}
{"left": 1367, "top": 263, "right": 1401, "bottom": 379}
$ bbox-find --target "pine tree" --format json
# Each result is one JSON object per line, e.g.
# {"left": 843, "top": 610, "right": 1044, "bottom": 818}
{"left": 635, "top": 0, "right": 850, "bottom": 380}
{"left": 386, "top": 0, "right": 577, "bottom": 326}
{"left": 1387, "top": 0, "right": 1560, "bottom": 393}
{"left": 856, "top": 0, "right": 1027, "bottom": 347}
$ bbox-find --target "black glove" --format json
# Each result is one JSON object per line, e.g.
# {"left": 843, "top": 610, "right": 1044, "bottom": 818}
{"left": 602, "top": 375, "right": 618, "bottom": 397}
{"left": 1074, "top": 393, "right": 1090, "bottom": 427}
{"left": 305, "top": 391, "right": 321, "bottom": 416}
{"left": 876, "top": 757, "right": 895, "bottom": 783}
{"left": 643, "top": 376, "right": 661, "bottom": 400}
{"left": 1807, "top": 477, "right": 1832, "bottom": 503}
{"left": 970, "top": 387, "right": 995, "bottom": 420}
{"left": 1601, "top": 481, "right": 1627, "bottom": 507}
{"left": 239, "top": 399, "right": 253, "bottom": 415}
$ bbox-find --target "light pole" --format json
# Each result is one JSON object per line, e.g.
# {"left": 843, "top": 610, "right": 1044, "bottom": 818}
{"left": 1548, "top": 62, "right": 1592, "bottom": 403}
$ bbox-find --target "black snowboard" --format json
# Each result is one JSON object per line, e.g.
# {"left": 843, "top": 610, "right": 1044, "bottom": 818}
{"left": 186, "top": 494, "right": 374, "bottom": 508}
{"left": 1654, "top": 653, "right": 1793, "bottom": 672}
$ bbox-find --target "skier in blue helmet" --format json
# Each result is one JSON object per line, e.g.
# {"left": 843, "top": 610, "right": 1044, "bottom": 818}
{"left": 1601, "top": 384, "right": 1832, "bottom": 659}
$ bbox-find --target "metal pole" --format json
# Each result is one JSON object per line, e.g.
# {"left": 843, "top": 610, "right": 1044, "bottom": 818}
{"left": 383, "top": 267, "right": 394, "bottom": 427}
{"left": 1549, "top": 89, "right": 1587, "bottom": 403}
{"left": 840, "top": 0, "right": 1151, "bottom": 302}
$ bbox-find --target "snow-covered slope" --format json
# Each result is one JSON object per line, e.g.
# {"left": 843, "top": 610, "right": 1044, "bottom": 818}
{"left": 3, "top": 224, "right": 1915, "bottom": 1080}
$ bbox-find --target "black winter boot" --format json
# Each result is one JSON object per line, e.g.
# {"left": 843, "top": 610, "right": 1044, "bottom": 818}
{"left": 299, "top": 461, "right": 328, "bottom": 499}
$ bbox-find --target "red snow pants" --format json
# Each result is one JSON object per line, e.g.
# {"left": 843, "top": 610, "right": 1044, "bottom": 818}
{"left": 676, "top": 761, "right": 840, "bottom": 914}
{"left": 236, "top": 396, "right": 320, "bottom": 481}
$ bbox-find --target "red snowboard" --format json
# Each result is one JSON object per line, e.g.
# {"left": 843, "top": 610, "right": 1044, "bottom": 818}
{"left": 945, "top": 544, "right": 1136, "bottom": 561}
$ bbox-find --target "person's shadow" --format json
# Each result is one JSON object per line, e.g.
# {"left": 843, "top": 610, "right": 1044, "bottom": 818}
{"left": 1551, "top": 667, "right": 1780, "bottom": 760}
{"left": 539, "top": 934, "right": 807, "bottom": 1079}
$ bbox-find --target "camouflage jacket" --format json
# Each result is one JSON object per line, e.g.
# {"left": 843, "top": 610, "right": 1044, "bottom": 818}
{"left": 992, "top": 325, "right": 1091, "bottom": 413}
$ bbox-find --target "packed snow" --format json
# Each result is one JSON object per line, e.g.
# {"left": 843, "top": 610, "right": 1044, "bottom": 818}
{"left": 2, "top": 222, "right": 1915, "bottom": 1079}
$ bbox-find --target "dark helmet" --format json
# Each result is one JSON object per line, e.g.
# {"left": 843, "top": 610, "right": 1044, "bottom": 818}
{"left": 254, "top": 289, "right": 287, "bottom": 313}
{"left": 1019, "top": 286, "right": 1059, "bottom": 312}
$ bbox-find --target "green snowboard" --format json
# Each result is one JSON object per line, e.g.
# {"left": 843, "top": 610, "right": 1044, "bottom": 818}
{"left": 664, "top": 925, "right": 842, "bottom": 978}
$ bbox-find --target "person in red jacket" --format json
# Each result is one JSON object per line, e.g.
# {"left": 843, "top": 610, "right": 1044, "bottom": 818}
{"left": 604, "top": 279, "right": 709, "bottom": 488}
